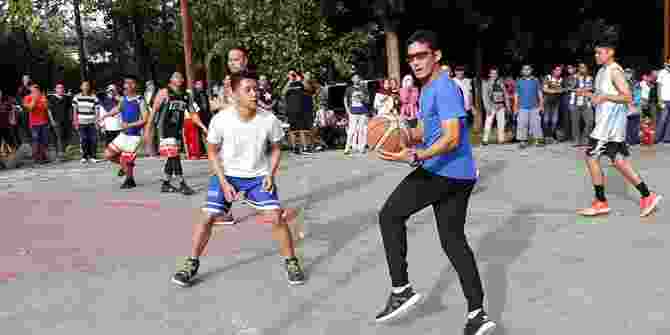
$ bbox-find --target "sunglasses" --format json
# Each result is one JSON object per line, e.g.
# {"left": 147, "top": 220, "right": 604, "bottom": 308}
{"left": 406, "top": 51, "right": 435, "bottom": 63}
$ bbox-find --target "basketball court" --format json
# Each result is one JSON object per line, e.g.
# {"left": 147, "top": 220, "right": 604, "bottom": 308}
{"left": 1, "top": 145, "right": 669, "bottom": 334}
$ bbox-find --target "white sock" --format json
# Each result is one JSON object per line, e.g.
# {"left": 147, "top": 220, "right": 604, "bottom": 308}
{"left": 392, "top": 284, "right": 411, "bottom": 294}
{"left": 467, "top": 308, "right": 482, "bottom": 319}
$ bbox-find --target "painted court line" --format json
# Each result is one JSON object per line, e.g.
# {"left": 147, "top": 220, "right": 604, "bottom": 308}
{"left": 103, "top": 200, "right": 162, "bottom": 210}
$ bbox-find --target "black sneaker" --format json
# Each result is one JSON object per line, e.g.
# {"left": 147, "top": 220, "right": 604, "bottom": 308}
{"left": 292, "top": 147, "right": 302, "bottom": 155}
{"left": 171, "top": 258, "right": 200, "bottom": 287}
{"left": 120, "top": 177, "right": 136, "bottom": 189}
{"left": 518, "top": 142, "right": 528, "bottom": 150}
{"left": 302, "top": 147, "right": 313, "bottom": 155}
{"left": 375, "top": 286, "right": 422, "bottom": 322}
{"left": 178, "top": 181, "right": 195, "bottom": 196}
{"left": 161, "top": 181, "right": 179, "bottom": 193}
{"left": 285, "top": 257, "right": 305, "bottom": 285}
{"left": 464, "top": 310, "right": 496, "bottom": 335}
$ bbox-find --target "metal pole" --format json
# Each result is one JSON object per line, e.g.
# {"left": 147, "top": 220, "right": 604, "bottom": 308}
{"left": 665, "top": 0, "right": 669, "bottom": 62}
{"left": 180, "top": 0, "right": 195, "bottom": 89}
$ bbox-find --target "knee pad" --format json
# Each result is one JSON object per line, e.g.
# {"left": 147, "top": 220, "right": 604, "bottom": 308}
{"left": 159, "top": 145, "right": 179, "bottom": 158}
{"left": 120, "top": 152, "right": 137, "bottom": 166}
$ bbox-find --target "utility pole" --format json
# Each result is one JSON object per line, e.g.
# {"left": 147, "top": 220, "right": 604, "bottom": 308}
{"left": 179, "top": 0, "right": 195, "bottom": 89}
{"left": 665, "top": 0, "right": 669, "bottom": 62}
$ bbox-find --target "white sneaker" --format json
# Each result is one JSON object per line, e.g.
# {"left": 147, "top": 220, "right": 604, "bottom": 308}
{"left": 80, "top": 158, "right": 88, "bottom": 164}
{"left": 88, "top": 158, "right": 99, "bottom": 164}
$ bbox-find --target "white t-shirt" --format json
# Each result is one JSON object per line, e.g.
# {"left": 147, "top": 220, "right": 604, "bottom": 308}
{"left": 640, "top": 81, "right": 651, "bottom": 101}
{"left": 453, "top": 77, "right": 472, "bottom": 110}
{"left": 657, "top": 69, "right": 670, "bottom": 101}
{"left": 100, "top": 105, "right": 122, "bottom": 131}
{"left": 207, "top": 106, "right": 285, "bottom": 178}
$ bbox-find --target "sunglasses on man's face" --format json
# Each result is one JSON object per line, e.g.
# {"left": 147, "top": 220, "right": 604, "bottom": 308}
{"left": 406, "top": 51, "right": 434, "bottom": 63}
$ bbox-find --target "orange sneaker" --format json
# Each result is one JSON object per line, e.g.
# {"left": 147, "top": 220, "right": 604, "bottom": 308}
{"left": 577, "top": 200, "right": 611, "bottom": 216}
{"left": 640, "top": 193, "right": 662, "bottom": 217}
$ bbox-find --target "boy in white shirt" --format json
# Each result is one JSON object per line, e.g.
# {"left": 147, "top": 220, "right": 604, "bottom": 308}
{"left": 171, "top": 70, "right": 306, "bottom": 287}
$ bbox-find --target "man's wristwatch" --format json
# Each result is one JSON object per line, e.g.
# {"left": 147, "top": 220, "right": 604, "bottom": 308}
{"left": 408, "top": 148, "right": 421, "bottom": 167}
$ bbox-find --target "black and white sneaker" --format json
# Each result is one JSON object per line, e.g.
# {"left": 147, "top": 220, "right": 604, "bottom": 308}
{"left": 464, "top": 310, "right": 496, "bottom": 335}
{"left": 375, "top": 286, "right": 422, "bottom": 322}
{"left": 161, "top": 181, "right": 178, "bottom": 193}
{"left": 171, "top": 257, "right": 200, "bottom": 287}
{"left": 120, "top": 177, "right": 136, "bottom": 189}
{"left": 285, "top": 257, "right": 306, "bottom": 285}
{"left": 178, "top": 181, "right": 195, "bottom": 196}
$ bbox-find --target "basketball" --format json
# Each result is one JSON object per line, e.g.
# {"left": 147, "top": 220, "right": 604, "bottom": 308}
{"left": 367, "top": 115, "right": 405, "bottom": 153}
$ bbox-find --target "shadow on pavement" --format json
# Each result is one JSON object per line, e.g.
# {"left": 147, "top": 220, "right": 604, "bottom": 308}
{"left": 192, "top": 248, "right": 280, "bottom": 285}
{"left": 282, "top": 169, "right": 389, "bottom": 209}
{"left": 388, "top": 205, "right": 542, "bottom": 333}
{"left": 258, "top": 208, "right": 428, "bottom": 335}
{"left": 472, "top": 159, "right": 507, "bottom": 196}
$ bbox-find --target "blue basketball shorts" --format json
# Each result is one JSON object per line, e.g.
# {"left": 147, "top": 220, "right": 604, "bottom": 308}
{"left": 203, "top": 175, "right": 280, "bottom": 214}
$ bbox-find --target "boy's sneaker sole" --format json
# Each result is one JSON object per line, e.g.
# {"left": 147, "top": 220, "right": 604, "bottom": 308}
{"left": 375, "top": 292, "right": 422, "bottom": 323}
{"left": 577, "top": 207, "right": 610, "bottom": 216}
{"left": 171, "top": 277, "right": 191, "bottom": 287}
{"left": 472, "top": 321, "right": 497, "bottom": 335}
{"left": 288, "top": 278, "right": 306, "bottom": 286}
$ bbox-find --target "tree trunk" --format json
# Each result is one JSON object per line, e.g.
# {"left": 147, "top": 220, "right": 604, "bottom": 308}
{"left": 472, "top": 36, "right": 483, "bottom": 135}
{"left": 180, "top": 0, "right": 195, "bottom": 90}
{"left": 110, "top": 6, "right": 123, "bottom": 76}
{"left": 21, "top": 29, "right": 34, "bottom": 74}
{"left": 132, "top": 12, "right": 146, "bottom": 82}
{"left": 665, "top": 0, "right": 670, "bottom": 62}
{"left": 73, "top": 0, "right": 87, "bottom": 79}
{"left": 383, "top": 19, "right": 400, "bottom": 82}
{"left": 161, "top": 0, "right": 171, "bottom": 71}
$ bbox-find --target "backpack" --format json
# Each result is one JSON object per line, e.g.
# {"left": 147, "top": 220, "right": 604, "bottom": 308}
{"left": 490, "top": 79, "right": 505, "bottom": 104}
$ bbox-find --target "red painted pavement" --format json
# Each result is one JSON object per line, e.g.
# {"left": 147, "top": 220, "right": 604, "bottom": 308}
{"left": 1, "top": 191, "right": 299, "bottom": 278}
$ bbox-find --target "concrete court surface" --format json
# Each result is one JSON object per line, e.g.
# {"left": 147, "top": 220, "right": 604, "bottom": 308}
{"left": 0, "top": 143, "right": 668, "bottom": 334}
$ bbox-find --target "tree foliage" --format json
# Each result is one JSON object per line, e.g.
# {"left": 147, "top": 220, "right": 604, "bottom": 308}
{"left": 4, "top": 0, "right": 366, "bottom": 93}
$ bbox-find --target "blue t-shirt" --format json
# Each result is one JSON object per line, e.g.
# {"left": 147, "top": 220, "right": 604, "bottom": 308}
{"left": 121, "top": 96, "right": 143, "bottom": 136}
{"left": 516, "top": 78, "right": 541, "bottom": 109}
{"left": 418, "top": 73, "right": 476, "bottom": 180}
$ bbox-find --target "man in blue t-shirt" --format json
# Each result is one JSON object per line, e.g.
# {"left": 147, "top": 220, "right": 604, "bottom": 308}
{"left": 514, "top": 64, "right": 544, "bottom": 149}
{"left": 374, "top": 30, "right": 496, "bottom": 335}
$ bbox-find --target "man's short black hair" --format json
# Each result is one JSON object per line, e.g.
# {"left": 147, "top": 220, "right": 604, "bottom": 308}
{"left": 595, "top": 37, "right": 618, "bottom": 50}
{"left": 123, "top": 74, "right": 138, "bottom": 82}
{"left": 230, "top": 69, "right": 259, "bottom": 92}
{"left": 407, "top": 30, "right": 440, "bottom": 51}
{"left": 230, "top": 46, "right": 248, "bottom": 56}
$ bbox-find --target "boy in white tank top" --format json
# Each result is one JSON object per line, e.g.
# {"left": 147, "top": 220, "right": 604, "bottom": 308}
{"left": 577, "top": 40, "right": 661, "bottom": 217}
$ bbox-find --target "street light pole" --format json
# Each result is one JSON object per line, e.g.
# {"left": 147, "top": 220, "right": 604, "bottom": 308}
{"left": 179, "top": 0, "right": 195, "bottom": 89}
{"left": 665, "top": 0, "right": 669, "bottom": 62}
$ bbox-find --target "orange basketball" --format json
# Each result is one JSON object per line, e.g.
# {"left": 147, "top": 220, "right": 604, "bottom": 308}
{"left": 367, "top": 115, "right": 405, "bottom": 153}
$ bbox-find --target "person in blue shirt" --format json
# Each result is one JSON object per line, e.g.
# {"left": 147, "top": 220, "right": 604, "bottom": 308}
{"left": 375, "top": 30, "right": 496, "bottom": 335}
{"left": 102, "top": 74, "right": 149, "bottom": 189}
{"left": 514, "top": 64, "right": 544, "bottom": 149}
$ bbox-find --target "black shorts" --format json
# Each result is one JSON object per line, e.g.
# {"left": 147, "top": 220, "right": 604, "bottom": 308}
{"left": 585, "top": 137, "right": 630, "bottom": 162}
{"left": 105, "top": 130, "right": 121, "bottom": 146}
{"left": 289, "top": 114, "right": 312, "bottom": 131}
{"left": 407, "top": 119, "right": 418, "bottom": 128}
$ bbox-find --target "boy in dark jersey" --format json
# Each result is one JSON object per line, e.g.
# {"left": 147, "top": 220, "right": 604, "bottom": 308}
{"left": 151, "top": 72, "right": 207, "bottom": 195}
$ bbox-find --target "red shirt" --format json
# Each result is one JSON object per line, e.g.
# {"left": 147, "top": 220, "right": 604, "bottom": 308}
{"left": 23, "top": 95, "right": 49, "bottom": 127}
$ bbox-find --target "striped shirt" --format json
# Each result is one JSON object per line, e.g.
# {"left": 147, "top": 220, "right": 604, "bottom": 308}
{"left": 73, "top": 94, "right": 99, "bottom": 124}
